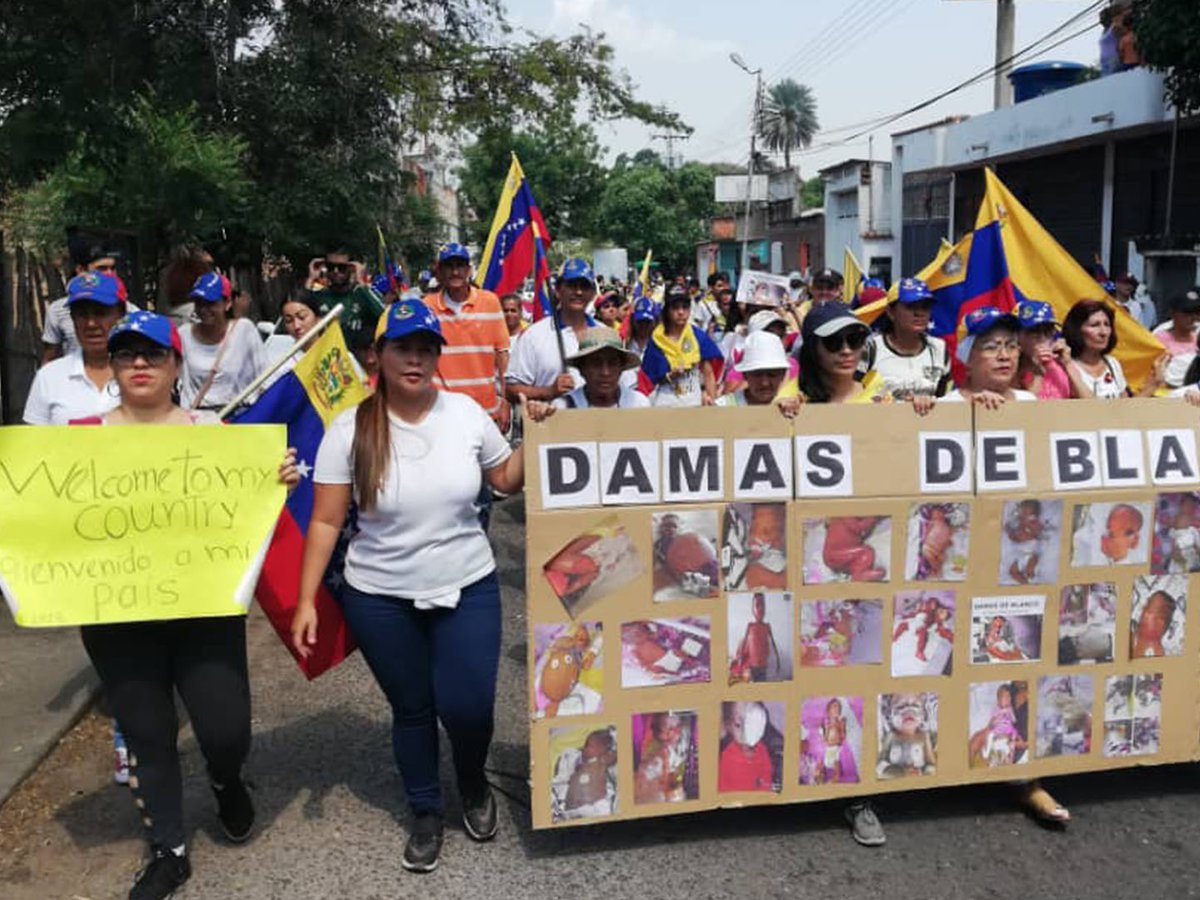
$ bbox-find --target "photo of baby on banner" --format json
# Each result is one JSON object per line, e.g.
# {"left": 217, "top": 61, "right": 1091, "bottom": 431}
{"left": 1070, "top": 501, "right": 1153, "bottom": 568}
{"left": 1129, "top": 575, "right": 1187, "bottom": 658}
{"left": 905, "top": 503, "right": 970, "bottom": 582}
{"left": 549, "top": 724, "right": 619, "bottom": 823}
{"left": 653, "top": 510, "right": 720, "bottom": 601}
{"left": 620, "top": 617, "right": 711, "bottom": 688}
{"left": 543, "top": 517, "right": 644, "bottom": 617}
{"left": 802, "top": 516, "right": 892, "bottom": 585}
{"left": 799, "top": 599, "right": 884, "bottom": 667}
{"left": 1036, "top": 675, "right": 1094, "bottom": 759}
{"left": 968, "top": 680, "right": 1029, "bottom": 768}
{"left": 718, "top": 700, "right": 784, "bottom": 793}
{"left": 891, "top": 591, "right": 955, "bottom": 676}
{"left": 632, "top": 711, "right": 700, "bottom": 805}
{"left": 1103, "top": 673, "right": 1162, "bottom": 758}
{"left": 722, "top": 503, "right": 788, "bottom": 591}
{"left": 877, "top": 692, "right": 938, "bottom": 779}
{"left": 970, "top": 596, "right": 1044, "bottom": 664}
{"left": 799, "top": 696, "right": 864, "bottom": 786}
{"left": 1151, "top": 492, "right": 1200, "bottom": 574}
{"left": 1057, "top": 583, "right": 1117, "bottom": 665}
{"left": 533, "top": 622, "right": 603, "bottom": 719}
{"left": 727, "top": 592, "right": 793, "bottom": 684}
{"left": 734, "top": 270, "right": 791, "bottom": 309}
{"left": 998, "top": 499, "right": 1062, "bottom": 585}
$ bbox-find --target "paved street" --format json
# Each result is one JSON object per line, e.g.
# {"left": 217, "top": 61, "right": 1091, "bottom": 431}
{"left": 3, "top": 497, "right": 1200, "bottom": 900}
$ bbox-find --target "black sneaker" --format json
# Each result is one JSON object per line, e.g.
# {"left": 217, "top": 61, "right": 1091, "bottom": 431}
{"left": 130, "top": 846, "right": 191, "bottom": 900}
{"left": 462, "top": 782, "right": 498, "bottom": 842}
{"left": 212, "top": 777, "right": 255, "bottom": 843}
{"left": 402, "top": 814, "right": 444, "bottom": 873}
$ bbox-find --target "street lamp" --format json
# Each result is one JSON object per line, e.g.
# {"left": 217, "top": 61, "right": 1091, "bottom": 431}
{"left": 730, "top": 53, "right": 762, "bottom": 282}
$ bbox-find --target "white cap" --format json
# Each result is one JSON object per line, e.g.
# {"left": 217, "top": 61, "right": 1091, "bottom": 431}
{"left": 748, "top": 309, "right": 787, "bottom": 334}
{"left": 736, "top": 331, "right": 790, "bottom": 373}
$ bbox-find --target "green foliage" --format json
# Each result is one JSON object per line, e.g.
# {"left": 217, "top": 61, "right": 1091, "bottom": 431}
{"left": 593, "top": 156, "right": 717, "bottom": 274}
{"left": 802, "top": 176, "right": 825, "bottom": 210}
{"left": 1133, "top": 0, "right": 1200, "bottom": 115}
{"left": 757, "top": 78, "right": 819, "bottom": 170}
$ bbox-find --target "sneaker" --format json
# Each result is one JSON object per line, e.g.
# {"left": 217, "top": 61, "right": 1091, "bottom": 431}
{"left": 402, "top": 814, "right": 444, "bottom": 873}
{"left": 845, "top": 801, "right": 886, "bottom": 847}
{"left": 212, "top": 778, "right": 255, "bottom": 843}
{"left": 129, "top": 846, "right": 191, "bottom": 900}
{"left": 462, "top": 782, "right": 498, "bottom": 842}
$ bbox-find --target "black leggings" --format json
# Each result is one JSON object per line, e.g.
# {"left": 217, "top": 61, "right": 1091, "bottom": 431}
{"left": 80, "top": 616, "right": 251, "bottom": 849}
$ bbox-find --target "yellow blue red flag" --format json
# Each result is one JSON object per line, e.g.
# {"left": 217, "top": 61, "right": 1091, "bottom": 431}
{"left": 478, "top": 153, "right": 553, "bottom": 298}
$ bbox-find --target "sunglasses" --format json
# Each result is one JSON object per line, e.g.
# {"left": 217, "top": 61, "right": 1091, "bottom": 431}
{"left": 819, "top": 328, "right": 868, "bottom": 353}
{"left": 326, "top": 263, "right": 350, "bottom": 273}
{"left": 111, "top": 347, "right": 173, "bottom": 366}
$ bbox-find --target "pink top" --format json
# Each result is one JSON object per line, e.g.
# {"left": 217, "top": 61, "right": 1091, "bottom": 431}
{"left": 1021, "top": 359, "right": 1071, "bottom": 400}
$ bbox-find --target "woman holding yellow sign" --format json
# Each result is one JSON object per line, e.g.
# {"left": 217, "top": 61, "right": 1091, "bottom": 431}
{"left": 292, "top": 298, "right": 525, "bottom": 874}
{"left": 74, "top": 311, "right": 299, "bottom": 900}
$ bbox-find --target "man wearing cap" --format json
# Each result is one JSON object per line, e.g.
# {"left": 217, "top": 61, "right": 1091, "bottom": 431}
{"left": 311, "top": 247, "right": 386, "bottom": 368}
{"left": 40, "top": 248, "right": 130, "bottom": 365}
{"left": 1112, "top": 272, "right": 1156, "bottom": 329}
{"left": 424, "top": 242, "right": 511, "bottom": 429}
{"left": 793, "top": 267, "right": 843, "bottom": 334}
{"left": 25, "top": 272, "right": 126, "bottom": 424}
{"left": 1152, "top": 289, "right": 1200, "bottom": 388}
{"left": 506, "top": 258, "right": 597, "bottom": 404}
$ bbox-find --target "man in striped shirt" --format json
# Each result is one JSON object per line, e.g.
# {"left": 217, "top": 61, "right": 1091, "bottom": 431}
{"left": 425, "top": 242, "right": 512, "bottom": 431}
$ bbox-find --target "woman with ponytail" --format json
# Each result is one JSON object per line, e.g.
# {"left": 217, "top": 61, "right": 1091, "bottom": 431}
{"left": 291, "top": 298, "right": 524, "bottom": 874}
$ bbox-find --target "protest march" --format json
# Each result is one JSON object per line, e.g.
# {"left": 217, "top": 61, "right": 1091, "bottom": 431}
{"left": 2, "top": 1, "right": 1200, "bottom": 898}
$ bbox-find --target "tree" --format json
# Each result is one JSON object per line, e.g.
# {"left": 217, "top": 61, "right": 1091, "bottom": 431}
{"left": 802, "top": 176, "right": 825, "bottom": 210}
{"left": 757, "top": 78, "right": 819, "bottom": 170}
{"left": 1133, "top": 0, "right": 1200, "bottom": 114}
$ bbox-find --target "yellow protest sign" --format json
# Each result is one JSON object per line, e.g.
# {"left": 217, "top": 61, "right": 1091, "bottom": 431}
{"left": 0, "top": 424, "right": 287, "bottom": 627}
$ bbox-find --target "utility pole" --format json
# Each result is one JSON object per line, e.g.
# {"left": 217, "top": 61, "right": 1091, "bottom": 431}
{"left": 994, "top": 0, "right": 1016, "bottom": 109}
{"left": 651, "top": 134, "right": 688, "bottom": 170}
{"left": 731, "top": 53, "right": 763, "bottom": 279}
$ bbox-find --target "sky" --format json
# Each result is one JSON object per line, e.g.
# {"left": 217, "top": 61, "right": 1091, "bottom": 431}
{"left": 505, "top": 0, "right": 1105, "bottom": 177}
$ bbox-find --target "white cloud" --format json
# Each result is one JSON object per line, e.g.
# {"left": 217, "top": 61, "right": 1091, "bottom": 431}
{"left": 549, "top": 0, "right": 733, "bottom": 63}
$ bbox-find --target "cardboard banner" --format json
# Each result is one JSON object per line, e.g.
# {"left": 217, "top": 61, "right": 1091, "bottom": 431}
{"left": 0, "top": 424, "right": 287, "bottom": 627}
{"left": 524, "top": 400, "right": 1200, "bottom": 828}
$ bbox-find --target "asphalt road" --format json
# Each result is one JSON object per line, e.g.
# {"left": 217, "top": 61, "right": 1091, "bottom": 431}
{"left": 4, "top": 497, "right": 1200, "bottom": 900}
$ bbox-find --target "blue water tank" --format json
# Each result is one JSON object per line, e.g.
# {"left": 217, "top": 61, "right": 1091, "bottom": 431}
{"left": 1008, "top": 61, "right": 1088, "bottom": 103}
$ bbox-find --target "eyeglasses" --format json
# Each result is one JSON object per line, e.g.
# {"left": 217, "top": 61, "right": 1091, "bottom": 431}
{"left": 819, "top": 328, "right": 868, "bottom": 353}
{"left": 976, "top": 339, "right": 1020, "bottom": 356}
{"left": 111, "top": 347, "right": 173, "bottom": 366}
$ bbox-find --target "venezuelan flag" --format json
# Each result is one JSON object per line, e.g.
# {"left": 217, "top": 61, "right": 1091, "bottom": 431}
{"left": 478, "top": 153, "right": 553, "bottom": 297}
{"left": 857, "top": 168, "right": 1162, "bottom": 390}
{"left": 233, "top": 322, "right": 369, "bottom": 678}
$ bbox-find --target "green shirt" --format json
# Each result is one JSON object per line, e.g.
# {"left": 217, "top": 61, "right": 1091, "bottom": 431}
{"left": 313, "top": 285, "right": 385, "bottom": 350}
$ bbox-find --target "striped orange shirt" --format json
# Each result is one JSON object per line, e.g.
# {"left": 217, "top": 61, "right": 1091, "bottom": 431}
{"left": 426, "top": 286, "right": 510, "bottom": 416}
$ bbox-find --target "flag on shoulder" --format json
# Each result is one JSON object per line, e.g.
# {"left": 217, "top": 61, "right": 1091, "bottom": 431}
{"left": 233, "top": 322, "right": 369, "bottom": 678}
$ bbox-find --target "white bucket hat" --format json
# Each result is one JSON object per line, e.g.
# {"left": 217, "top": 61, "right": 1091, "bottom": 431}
{"left": 736, "top": 331, "right": 790, "bottom": 373}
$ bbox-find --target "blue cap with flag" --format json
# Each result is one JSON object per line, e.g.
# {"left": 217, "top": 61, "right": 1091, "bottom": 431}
{"left": 1015, "top": 300, "right": 1057, "bottom": 329}
{"left": 189, "top": 272, "right": 225, "bottom": 302}
{"left": 957, "top": 306, "right": 1020, "bottom": 364}
{"left": 108, "top": 311, "right": 183, "bottom": 354}
{"left": 374, "top": 297, "right": 445, "bottom": 344}
{"left": 896, "top": 277, "right": 934, "bottom": 304}
{"left": 67, "top": 272, "right": 122, "bottom": 306}
{"left": 632, "top": 297, "right": 657, "bottom": 322}
{"left": 437, "top": 242, "right": 471, "bottom": 264}
{"left": 558, "top": 257, "right": 596, "bottom": 287}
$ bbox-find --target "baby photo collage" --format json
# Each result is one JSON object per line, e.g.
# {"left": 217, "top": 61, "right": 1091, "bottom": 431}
{"left": 534, "top": 491, "right": 1198, "bottom": 825}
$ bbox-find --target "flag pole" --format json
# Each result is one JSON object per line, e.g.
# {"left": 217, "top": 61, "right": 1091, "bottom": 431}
{"left": 217, "top": 303, "right": 345, "bottom": 420}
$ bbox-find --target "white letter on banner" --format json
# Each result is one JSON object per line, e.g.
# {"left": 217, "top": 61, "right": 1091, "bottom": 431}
{"left": 540, "top": 442, "right": 599, "bottom": 509}
{"left": 1099, "top": 429, "right": 1146, "bottom": 488}
{"left": 1147, "top": 429, "right": 1200, "bottom": 486}
{"left": 663, "top": 439, "right": 724, "bottom": 502}
{"left": 1049, "top": 432, "right": 1101, "bottom": 491}
{"left": 599, "top": 441, "right": 660, "bottom": 505}
{"left": 919, "top": 432, "right": 971, "bottom": 493}
{"left": 794, "top": 434, "right": 852, "bottom": 497}
{"left": 733, "top": 438, "right": 793, "bottom": 500}
{"left": 977, "top": 430, "right": 1026, "bottom": 491}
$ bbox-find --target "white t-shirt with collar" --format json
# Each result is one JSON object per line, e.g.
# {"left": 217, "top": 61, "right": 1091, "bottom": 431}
{"left": 505, "top": 316, "right": 585, "bottom": 390}
{"left": 180, "top": 318, "right": 269, "bottom": 409}
{"left": 941, "top": 389, "right": 1037, "bottom": 403}
{"left": 41, "top": 297, "right": 79, "bottom": 356}
{"left": 23, "top": 352, "right": 120, "bottom": 424}
{"left": 552, "top": 385, "right": 650, "bottom": 409}
{"left": 314, "top": 391, "right": 511, "bottom": 607}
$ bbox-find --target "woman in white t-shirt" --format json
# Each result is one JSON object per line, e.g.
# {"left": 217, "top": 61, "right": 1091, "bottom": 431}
{"left": 860, "top": 278, "right": 950, "bottom": 406}
{"left": 1063, "top": 299, "right": 1164, "bottom": 399}
{"left": 179, "top": 272, "right": 269, "bottom": 410}
{"left": 293, "top": 298, "right": 524, "bottom": 875}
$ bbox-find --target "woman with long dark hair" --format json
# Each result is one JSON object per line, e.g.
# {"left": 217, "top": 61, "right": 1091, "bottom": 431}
{"left": 797, "top": 302, "right": 885, "bottom": 404}
{"left": 293, "top": 298, "right": 524, "bottom": 874}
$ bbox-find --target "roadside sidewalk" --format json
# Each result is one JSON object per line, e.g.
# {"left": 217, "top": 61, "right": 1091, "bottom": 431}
{"left": 0, "top": 614, "right": 98, "bottom": 806}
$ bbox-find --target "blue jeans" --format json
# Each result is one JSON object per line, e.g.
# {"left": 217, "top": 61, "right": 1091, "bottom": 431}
{"left": 341, "top": 572, "right": 501, "bottom": 816}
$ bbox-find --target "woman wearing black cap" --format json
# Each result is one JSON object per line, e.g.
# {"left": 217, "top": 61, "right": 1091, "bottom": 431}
{"left": 797, "top": 302, "right": 886, "bottom": 404}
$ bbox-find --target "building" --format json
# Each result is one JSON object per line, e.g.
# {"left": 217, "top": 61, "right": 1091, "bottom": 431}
{"left": 889, "top": 66, "right": 1200, "bottom": 310}
{"left": 821, "top": 159, "right": 894, "bottom": 285}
